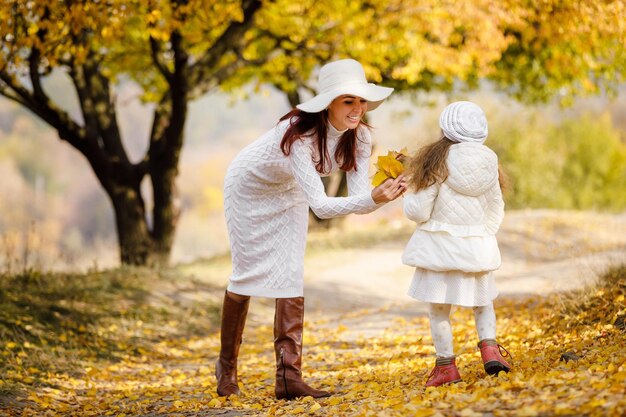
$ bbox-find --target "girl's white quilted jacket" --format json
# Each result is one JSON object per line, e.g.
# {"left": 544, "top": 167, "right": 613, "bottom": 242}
{"left": 402, "top": 142, "right": 505, "bottom": 273}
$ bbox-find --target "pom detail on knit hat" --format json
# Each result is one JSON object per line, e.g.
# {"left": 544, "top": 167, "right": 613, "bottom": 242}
{"left": 439, "top": 101, "right": 488, "bottom": 143}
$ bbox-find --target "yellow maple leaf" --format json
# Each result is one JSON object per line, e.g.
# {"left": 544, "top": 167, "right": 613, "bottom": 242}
{"left": 371, "top": 149, "right": 409, "bottom": 186}
{"left": 371, "top": 170, "right": 390, "bottom": 187}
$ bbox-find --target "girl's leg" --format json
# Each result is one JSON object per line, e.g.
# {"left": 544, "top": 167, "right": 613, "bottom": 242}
{"left": 473, "top": 302, "right": 512, "bottom": 375}
{"left": 428, "top": 303, "right": 454, "bottom": 357}
{"left": 473, "top": 303, "right": 497, "bottom": 341}
{"left": 425, "top": 303, "right": 462, "bottom": 387}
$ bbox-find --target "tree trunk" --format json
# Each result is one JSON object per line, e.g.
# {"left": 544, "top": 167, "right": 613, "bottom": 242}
{"left": 108, "top": 183, "right": 154, "bottom": 266}
{"left": 0, "top": 0, "right": 263, "bottom": 267}
{"left": 150, "top": 163, "right": 181, "bottom": 267}
{"left": 309, "top": 172, "right": 348, "bottom": 229}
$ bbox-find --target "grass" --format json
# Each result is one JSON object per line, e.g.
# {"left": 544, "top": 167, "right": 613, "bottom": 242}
{"left": 0, "top": 267, "right": 221, "bottom": 399}
{"left": 550, "top": 264, "right": 626, "bottom": 332}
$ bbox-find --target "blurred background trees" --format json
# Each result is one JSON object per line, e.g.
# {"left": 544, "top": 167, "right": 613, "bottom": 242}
{"left": 1, "top": 0, "right": 625, "bottom": 267}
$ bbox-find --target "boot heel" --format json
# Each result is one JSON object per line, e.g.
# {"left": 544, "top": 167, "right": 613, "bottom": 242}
{"left": 484, "top": 360, "right": 509, "bottom": 376}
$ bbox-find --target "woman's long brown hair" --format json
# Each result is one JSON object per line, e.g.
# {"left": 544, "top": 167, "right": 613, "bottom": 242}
{"left": 406, "top": 136, "right": 507, "bottom": 192}
{"left": 279, "top": 109, "right": 369, "bottom": 174}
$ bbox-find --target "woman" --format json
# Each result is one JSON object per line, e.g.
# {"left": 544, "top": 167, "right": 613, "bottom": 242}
{"left": 216, "top": 59, "right": 406, "bottom": 400}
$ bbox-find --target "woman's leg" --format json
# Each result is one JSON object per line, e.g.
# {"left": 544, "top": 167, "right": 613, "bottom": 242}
{"left": 274, "top": 297, "right": 330, "bottom": 399}
{"left": 226, "top": 291, "right": 250, "bottom": 303}
{"left": 216, "top": 290, "right": 250, "bottom": 396}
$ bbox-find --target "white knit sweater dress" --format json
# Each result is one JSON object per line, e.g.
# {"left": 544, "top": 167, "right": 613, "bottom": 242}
{"left": 224, "top": 119, "right": 378, "bottom": 298}
{"left": 401, "top": 142, "right": 505, "bottom": 307}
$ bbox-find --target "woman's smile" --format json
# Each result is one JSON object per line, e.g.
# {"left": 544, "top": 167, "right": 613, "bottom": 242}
{"left": 328, "top": 95, "right": 368, "bottom": 130}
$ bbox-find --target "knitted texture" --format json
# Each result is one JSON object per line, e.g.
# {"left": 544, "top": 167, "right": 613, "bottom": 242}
{"left": 224, "top": 120, "right": 377, "bottom": 298}
{"left": 439, "top": 101, "right": 488, "bottom": 144}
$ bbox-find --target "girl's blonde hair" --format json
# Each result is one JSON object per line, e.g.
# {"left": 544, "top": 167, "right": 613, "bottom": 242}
{"left": 406, "top": 136, "right": 507, "bottom": 192}
{"left": 406, "top": 136, "right": 454, "bottom": 192}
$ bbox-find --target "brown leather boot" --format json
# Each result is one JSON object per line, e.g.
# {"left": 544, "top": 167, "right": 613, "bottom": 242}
{"left": 274, "top": 297, "right": 330, "bottom": 400}
{"left": 215, "top": 291, "right": 250, "bottom": 396}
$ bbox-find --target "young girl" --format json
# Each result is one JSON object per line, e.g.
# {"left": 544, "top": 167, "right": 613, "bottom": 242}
{"left": 402, "top": 101, "right": 511, "bottom": 387}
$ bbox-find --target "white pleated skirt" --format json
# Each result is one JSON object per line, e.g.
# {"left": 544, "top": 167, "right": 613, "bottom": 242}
{"left": 407, "top": 268, "right": 498, "bottom": 307}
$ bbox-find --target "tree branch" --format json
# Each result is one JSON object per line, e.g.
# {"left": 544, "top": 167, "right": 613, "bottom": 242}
{"left": 149, "top": 36, "right": 173, "bottom": 84}
{"left": 83, "top": 62, "right": 130, "bottom": 167}
{"left": 28, "top": 49, "right": 48, "bottom": 101}
{"left": 148, "top": 17, "right": 190, "bottom": 244}
{"left": 68, "top": 64, "right": 100, "bottom": 141}
{"left": 0, "top": 82, "right": 29, "bottom": 108}
{"left": 0, "top": 70, "right": 88, "bottom": 155}
{"left": 148, "top": 98, "right": 169, "bottom": 153}
{"left": 150, "top": 29, "right": 188, "bottom": 164}
{"left": 187, "top": 31, "right": 280, "bottom": 99}
{"left": 188, "top": 0, "right": 262, "bottom": 88}
{"left": 188, "top": 59, "right": 245, "bottom": 99}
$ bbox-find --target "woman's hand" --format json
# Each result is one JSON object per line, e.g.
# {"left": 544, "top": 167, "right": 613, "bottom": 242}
{"left": 371, "top": 175, "right": 407, "bottom": 204}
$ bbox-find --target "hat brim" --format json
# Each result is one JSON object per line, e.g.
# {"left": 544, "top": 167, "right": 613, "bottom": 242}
{"left": 296, "top": 84, "right": 393, "bottom": 113}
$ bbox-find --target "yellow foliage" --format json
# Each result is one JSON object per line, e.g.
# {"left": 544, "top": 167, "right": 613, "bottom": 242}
{"left": 0, "top": 0, "right": 624, "bottom": 108}
{"left": 371, "top": 148, "right": 409, "bottom": 186}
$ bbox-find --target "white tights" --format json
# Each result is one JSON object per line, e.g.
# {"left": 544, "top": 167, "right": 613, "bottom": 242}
{"left": 428, "top": 303, "right": 497, "bottom": 358}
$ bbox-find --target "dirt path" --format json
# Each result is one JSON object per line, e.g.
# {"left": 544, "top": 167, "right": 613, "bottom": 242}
{"left": 170, "top": 209, "right": 626, "bottom": 346}
{"left": 154, "top": 210, "right": 626, "bottom": 416}
{"left": 234, "top": 210, "right": 626, "bottom": 339}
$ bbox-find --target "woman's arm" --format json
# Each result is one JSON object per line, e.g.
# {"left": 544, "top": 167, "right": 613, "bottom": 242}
{"left": 289, "top": 139, "right": 377, "bottom": 219}
{"left": 403, "top": 183, "right": 439, "bottom": 224}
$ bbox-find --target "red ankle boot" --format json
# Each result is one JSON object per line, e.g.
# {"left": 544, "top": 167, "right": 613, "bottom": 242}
{"left": 425, "top": 356, "right": 462, "bottom": 387}
{"left": 478, "top": 339, "right": 511, "bottom": 375}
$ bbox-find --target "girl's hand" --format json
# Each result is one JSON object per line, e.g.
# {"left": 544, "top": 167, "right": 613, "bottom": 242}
{"left": 371, "top": 175, "right": 407, "bottom": 204}
{"left": 395, "top": 153, "right": 408, "bottom": 164}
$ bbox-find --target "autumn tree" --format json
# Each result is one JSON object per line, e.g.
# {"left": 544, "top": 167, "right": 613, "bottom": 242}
{"left": 1, "top": 0, "right": 624, "bottom": 265}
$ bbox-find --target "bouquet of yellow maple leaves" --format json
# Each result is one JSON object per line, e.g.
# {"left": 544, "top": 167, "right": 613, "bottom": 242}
{"left": 371, "top": 148, "right": 409, "bottom": 186}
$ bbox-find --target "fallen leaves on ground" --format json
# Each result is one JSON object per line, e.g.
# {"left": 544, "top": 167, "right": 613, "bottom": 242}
{"left": 1, "top": 266, "right": 625, "bottom": 416}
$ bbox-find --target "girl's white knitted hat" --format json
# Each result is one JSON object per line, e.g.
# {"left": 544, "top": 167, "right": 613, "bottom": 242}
{"left": 439, "top": 101, "right": 489, "bottom": 143}
{"left": 297, "top": 59, "right": 394, "bottom": 113}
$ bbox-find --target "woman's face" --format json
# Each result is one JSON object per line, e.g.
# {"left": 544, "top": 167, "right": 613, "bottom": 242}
{"left": 327, "top": 95, "right": 368, "bottom": 130}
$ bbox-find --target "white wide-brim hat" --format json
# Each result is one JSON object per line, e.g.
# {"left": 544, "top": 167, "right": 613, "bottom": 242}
{"left": 297, "top": 59, "right": 394, "bottom": 113}
{"left": 439, "top": 101, "right": 489, "bottom": 143}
